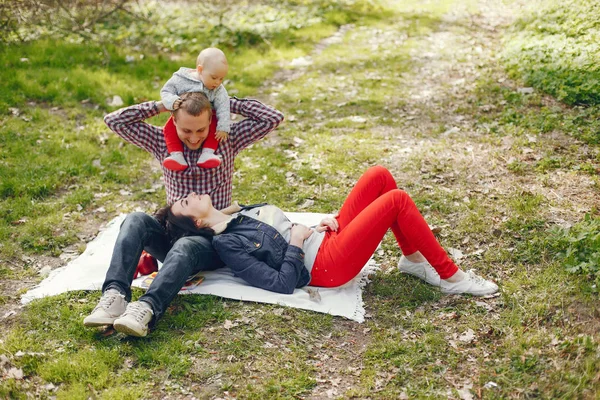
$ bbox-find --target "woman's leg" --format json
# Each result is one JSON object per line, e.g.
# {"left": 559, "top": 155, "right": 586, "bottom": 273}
{"left": 312, "top": 189, "right": 458, "bottom": 287}
{"left": 335, "top": 165, "right": 418, "bottom": 256}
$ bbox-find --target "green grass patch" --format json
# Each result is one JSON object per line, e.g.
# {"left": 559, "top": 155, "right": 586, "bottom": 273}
{"left": 502, "top": 0, "right": 600, "bottom": 106}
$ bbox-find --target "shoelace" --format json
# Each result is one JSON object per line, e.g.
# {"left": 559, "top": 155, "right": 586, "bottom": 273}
{"left": 123, "top": 302, "right": 152, "bottom": 322}
{"left": 95, "top": 292, "right": 119, "bottom": 311}
{"left": 466, "top": 270, "right": 487, "bottom": 285}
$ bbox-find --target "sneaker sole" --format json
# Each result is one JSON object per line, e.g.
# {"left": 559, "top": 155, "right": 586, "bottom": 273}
{"left": 114, "top": 321, "right": 147, "bottom": 337}
{"left": 398, "top": 266, "right": 441, "bottom": 286}
{"left": 440, "top": 287, "right": 498, "bottom": 296}
{"left": 197, "top": 159, "right": 221, "bottom": 169}
{"left": 83, "top": 317, "right": 117, "bottom": 327}
{"left": 163, "top": 159, "right": 188, "bottom": 171}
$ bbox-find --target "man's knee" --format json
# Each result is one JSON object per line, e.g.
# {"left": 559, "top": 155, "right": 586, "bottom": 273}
{"left": 167, "top": 236, "right": 222, "bottom": 270}
{"left": 122, "top": 212, "right": 155, "bottom": 229}
{"left": 168, "top": 236, "right": 213, "bottom": 258}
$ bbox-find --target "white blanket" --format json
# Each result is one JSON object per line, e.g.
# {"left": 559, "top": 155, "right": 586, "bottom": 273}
{"left": 21, "top": 213, "right": 379, "bottom": 322}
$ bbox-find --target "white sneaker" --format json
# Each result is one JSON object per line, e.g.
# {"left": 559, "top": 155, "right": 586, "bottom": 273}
{"left": 163, "top": 151, "right": 188, "bottom": 171}
{"left": 440, "top": 270, "right": 498, "bottom": 296}
{"left": 113, "top": 301, "right": 154, "bottom": 337}
{"left": 196, "top": 150, "right": 221, "bottom": 169}
{"left": 83, "top": 289, "right": 127, "bottom": 327}
{"left": 397, "top": 256, "right": 441, "bottom": 286}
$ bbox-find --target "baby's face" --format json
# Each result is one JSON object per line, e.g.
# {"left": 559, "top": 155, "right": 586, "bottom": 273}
{"left": 198, "top": 64, "right": 228, "bottom": 90}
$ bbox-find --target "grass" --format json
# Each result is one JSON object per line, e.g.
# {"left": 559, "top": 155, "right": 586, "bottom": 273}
{"left": 1, "top": 0, "right": 600, "bottom": 398}
{"left": 502, "top": 0, "right": 600, "bottom": 106}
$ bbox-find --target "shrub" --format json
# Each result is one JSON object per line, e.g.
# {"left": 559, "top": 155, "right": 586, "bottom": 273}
{"left": 502, "top": 0, "right": 600, "bottom": 105}
{"left": 549, "top": 215, "right": 600, "bottom": 287}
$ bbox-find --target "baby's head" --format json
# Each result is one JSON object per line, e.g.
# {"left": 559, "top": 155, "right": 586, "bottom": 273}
{"left": 196, "top": 47, "right": 228, "bottom": 90}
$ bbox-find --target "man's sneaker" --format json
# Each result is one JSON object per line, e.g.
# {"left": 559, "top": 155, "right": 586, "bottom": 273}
{"left": 113, "top": 301, "right": 154, "bottom": 337}
{"left": 397, "top": 256, "right": 441, "bottom": 286}
{"left": 83, "top": 289, "right": 127, "bottom": 327}
{"left": 440, "top": 270, "right": 498, "bottom": 296}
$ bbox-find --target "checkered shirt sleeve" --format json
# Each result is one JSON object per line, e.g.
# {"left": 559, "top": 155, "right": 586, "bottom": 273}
{"left": 103, "top": 101, "right": 164, "bottom": 155}
{"left": 104, "top": 98, "right": 284, "bottom": 209}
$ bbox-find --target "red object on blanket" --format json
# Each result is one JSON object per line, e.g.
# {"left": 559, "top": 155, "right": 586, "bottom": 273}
{"left": 134, "top": 251, "right": 158, "bottom": 278}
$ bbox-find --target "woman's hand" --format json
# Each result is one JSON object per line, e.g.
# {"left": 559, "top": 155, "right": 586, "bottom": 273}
{"left": 290, "top": 224, "right": 313, "bottom": 247}
{"left": 316, "top": 215, "right": 339, "bottom": 233}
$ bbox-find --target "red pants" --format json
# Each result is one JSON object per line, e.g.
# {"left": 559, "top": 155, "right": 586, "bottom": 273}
{"left": 310, "top": 166, "right": 458, "bottom": 287}
{"left": 163, "top": 110, "right": 219, "bottom": 154}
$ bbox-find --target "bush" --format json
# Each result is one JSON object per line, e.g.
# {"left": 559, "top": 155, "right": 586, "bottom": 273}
{"left": 549, "top": 215, "right": 600, "bottom": 287}
{"left": 502, "top": 0, "right": 600, "bottom": 105}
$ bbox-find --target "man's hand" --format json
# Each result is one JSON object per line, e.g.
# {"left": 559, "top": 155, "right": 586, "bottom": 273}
{"left": 215, "top": 130, "right": 229, "bottom": 142}
{"left": 316, "top": 215, "right": 339, "bottom": 233}
{"left": 156, "top": 101, "right": 168, "bottom": 113}
{"left": 290, "top": 224, "right": 313, "bottom": 247}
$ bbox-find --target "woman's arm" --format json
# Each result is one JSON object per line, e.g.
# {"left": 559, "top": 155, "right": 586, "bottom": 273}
{"left": 213, "top": 236, "right": 306, "bottom": 294}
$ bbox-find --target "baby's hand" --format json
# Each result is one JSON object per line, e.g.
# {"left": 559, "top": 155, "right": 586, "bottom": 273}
{"left": 172, "top": 98, "right": 183, "bottom": 110}
{"left": 215, "top": 131, "right": 229, "bottom": 142}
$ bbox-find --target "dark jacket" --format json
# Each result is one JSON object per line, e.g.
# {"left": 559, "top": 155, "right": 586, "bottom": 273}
{"left": 212, "top": 214, "right": 311, "bottom": 294}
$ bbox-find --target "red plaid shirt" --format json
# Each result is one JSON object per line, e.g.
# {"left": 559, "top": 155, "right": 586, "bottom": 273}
{"left": 104, "top": 98, "right": 283, "bottom": 209}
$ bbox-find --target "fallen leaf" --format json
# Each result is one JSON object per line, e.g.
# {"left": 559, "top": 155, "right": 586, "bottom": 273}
{"left": 223, "top": 320, "right": 238, "bottom": 330}
{"left": 348, "top": 116, "right": 367, "bottom": 123}
{"left": 6, "top": 367, "right": 24, "bottom": 380}
{"left": 307, "top": 288, "right": 322, "bottom": 302}
{"left": 483, "top": 381, "right": 499, "bottom": 389}
{"left": 106, "top": 95, "right": 124, "bottom": 107}
{"left": 459, "top": 329, "right": 476, "bottom": 343}
{"left": 299, "top": 199, "right": 315, "bottom": 209}
{"left": 458, "top": 383, "right": 474, "bottom": 400}
{"left": 448, "top": 247, "right": 464, "bottom": 260}
{"left": 517, "top": 87, "right": 534, "bottom": 94}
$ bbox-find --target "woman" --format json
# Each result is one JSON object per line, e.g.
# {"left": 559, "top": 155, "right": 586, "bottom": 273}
{"left": 160, "top": 165, "right": 498, "bottom": 296}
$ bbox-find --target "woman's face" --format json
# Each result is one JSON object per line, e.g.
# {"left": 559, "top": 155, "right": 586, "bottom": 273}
{"left": 171, "top": 192, "right": 213, "bottom": 223}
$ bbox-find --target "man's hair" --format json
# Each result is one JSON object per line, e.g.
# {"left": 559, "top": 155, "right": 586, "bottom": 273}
{"left": 172, "top": 92, "right": 212, "bottom": 120}
{"left": 154, "top": 205, "right": 215, "bottom": 245}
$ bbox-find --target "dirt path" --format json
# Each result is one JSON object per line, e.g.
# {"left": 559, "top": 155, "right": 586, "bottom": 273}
{"left": 255, "top": 0, "right": 598, "bottom": 397}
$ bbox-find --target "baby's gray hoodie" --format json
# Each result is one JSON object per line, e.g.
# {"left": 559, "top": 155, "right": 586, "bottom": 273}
{"left": 160, "top": 67, "right": 230, "bottom": 133}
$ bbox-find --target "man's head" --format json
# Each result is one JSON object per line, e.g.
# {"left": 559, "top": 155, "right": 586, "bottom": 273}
{"left": 172, "top": 92, "right": 212, "bottom": 150}
{"left": 196, "top": 47, "right": 228, "bottom": 90}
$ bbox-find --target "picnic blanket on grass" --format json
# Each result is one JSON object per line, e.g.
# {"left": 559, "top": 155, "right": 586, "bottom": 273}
{"left": 21, "top": 213, "right": 379, "bottom": 322}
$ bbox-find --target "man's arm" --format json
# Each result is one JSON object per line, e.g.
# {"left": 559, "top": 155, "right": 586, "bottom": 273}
{"left": 229, "top": 98, "right": 284, "bottom": 155}
{"left": 103, "top": 101, "right": 166, "bottom": 156}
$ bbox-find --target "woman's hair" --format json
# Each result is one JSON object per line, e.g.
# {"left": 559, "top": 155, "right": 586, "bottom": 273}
{"left": 154, "top": 205, "right": 215, "bottom": 244}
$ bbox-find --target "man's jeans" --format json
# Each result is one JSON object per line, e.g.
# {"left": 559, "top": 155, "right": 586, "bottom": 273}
{"left": 102, "top": 212, "right": 224, "bottom": 321}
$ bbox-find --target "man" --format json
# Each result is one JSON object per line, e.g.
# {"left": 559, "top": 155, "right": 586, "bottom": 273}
{"left": 83, "top": 92, "right": 283, "bottom": 337}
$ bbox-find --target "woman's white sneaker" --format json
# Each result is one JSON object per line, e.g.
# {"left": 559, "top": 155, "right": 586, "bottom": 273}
{"left": 397, "top": 256, "right": 441, "bottom": 286}
{"left": 440, "top": 270, "right": 498, "bottom": 296}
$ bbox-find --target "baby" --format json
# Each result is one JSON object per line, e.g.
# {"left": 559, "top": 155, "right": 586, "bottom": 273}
{"left": 160, "top": 47, "right": 230, "bottom": 170}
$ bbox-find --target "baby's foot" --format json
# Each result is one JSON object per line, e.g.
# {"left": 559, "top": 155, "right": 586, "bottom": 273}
{"left": 163, "top": 152, "right": 188, "bottom": 171}
{"left": 197, "top": 151, "right": 222, "bottom": 169}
